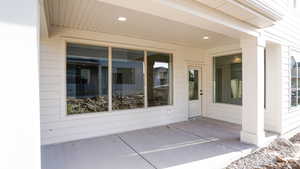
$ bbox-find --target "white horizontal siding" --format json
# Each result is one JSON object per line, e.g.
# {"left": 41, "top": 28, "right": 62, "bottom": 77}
{"left": 262, "top": 7, "right": 300, "bottom": 134}
{"left": 273, "top": 45, "right": 300, "bottom": 134}
{"left": 40, "top": 32, "right": 205, "bottom": 145}
{"left": 283, "top": 49, "right": 300, "bottom": 133}
{"left": 203, "top": 45, "right": 242, "bottom": 124}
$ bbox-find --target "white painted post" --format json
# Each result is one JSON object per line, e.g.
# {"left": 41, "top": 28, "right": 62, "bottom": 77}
{"left": 0, "top": 0, "right": 40, "bottom": 169}
{"left": 240, "top": 36, "right": 266, "bottom": 146}
{"left": 265, "top": 43, "right": 282, "bottom": 133}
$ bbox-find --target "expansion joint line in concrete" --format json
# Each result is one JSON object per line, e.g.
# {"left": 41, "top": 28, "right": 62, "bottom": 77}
{"left": 167, "top": 125, "right": 242, "bottom": 152}
{"left": 118, "top": 135, "right": 158, "bottom": 169}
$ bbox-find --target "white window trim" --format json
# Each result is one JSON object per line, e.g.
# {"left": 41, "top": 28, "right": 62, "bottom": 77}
{"left": 288, "top": 48, "right": 300, "bottom": 111}
{"left": 212, "top": 53, "right": 243, "bottom": 106}
{"left": 61, "top": 39, "right": 175, "bottom": 119}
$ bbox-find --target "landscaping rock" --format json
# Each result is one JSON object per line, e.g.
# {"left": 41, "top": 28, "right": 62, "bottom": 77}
{"left": 226, "top": 136, "right": 300, "bottom": 169}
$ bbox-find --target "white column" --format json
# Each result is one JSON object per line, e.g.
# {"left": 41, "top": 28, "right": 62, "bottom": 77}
{"left": 265, "top": 43, "right": 282, "bottom": 133}
{"left": 0, "top": 1, "right": 40, "bottom": 169}
{"left": 240, "top": 36, "right": 266, "bottom": 146}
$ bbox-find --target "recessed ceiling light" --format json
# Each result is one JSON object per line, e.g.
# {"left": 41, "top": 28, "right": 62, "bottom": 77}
{"left": 203, "top": 36, "right": 209, "bottom": 40}
{"left": 117, "top": 17, "right": 127, "bottom": 22}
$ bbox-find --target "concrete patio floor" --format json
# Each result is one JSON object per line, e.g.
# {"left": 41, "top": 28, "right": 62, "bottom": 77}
{"left": 41, "top": 118, "right": 257, "bottom": 169}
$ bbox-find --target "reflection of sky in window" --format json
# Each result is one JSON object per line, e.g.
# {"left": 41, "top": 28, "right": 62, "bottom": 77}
{"left": 154, "top": 62, "right": 168, "bottom": 68}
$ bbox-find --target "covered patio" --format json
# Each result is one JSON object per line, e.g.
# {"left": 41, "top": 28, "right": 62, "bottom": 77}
{"left": 39, "top": 2, "right": 282, "bottom": 169}
{"left": 39, "top": 0, "right": 279, "bottom": 147}
{"left": 42, "top": 118, "right": 255, "bottom": 169}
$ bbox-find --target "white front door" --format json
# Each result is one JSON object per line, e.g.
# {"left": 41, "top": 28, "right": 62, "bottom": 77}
{"left": 188, "top": 67, "right": 202, "bottom": 118}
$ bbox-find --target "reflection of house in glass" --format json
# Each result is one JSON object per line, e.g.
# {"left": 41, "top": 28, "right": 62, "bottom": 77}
{"left": 67, "top": 55, "right": 109, "bottom": 114}
{"left": 111, "top": 50, "right": 145, "bottom": 110}
{"left": 147, "top": 52, "right": 172, "bottom": 107}
{"left": 67, "top": 55, "right": 146, "bottom": 113}
{"left": 112, "top": 59, "right": 144, "bottom": 96}
{"left": 153, "top": 62, "right": 169, "bottom": 88}
{"left": 67, "top": 56, "right": 108, "bottom": 98}
{"left": 66, "top": 44, "right": 173, "bottom": 113}
{"left": 290, "top": 56, "right": 300, "bottom": 106}
{"left": 214, "top": 54, "right": 242, "bottom": 105}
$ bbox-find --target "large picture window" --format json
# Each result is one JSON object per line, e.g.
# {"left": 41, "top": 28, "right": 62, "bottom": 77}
{"left": 147, "top": 52, "right": 173, "bottom": 107}
{"left": 213, "top": 54, "right": 242, "bottom": 105}
{"left": 112, "top": 48, "right": 144, "bottom": 110}
{"left": 67, "top": 43, "right": 108, "bottom": 114}
{"left": 66, "top": 43, "right": 173, "bottom": 115}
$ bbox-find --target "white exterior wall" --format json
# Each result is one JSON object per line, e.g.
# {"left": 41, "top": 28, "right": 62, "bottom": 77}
{"left": 0, "top": 0, "right": 41, "bottom": 169}
{"left": 40, "top": 30, "right": 205, "bottom": 145}
{"left": 38, "top": 0, "right": 300, "bottom": 145}
{"left": 200, "top": 7, "right": 300, "bottom": 137}
{"left": 282, "top": 48, "right": 300, "bottom": 134}
{"left": 203, "top": 44, "right": 242, "bottom": 124}
{"left": 262, "top": 9, "right": 300, "bottom": 134}
{"left": 281, "top": 46, "right": 293, "bottom": 133}
{"left": 40, "top": 30, "right": 247, "bottom": 145}
{"left": 202, "top": 43, "right": 286, "bottom": 133}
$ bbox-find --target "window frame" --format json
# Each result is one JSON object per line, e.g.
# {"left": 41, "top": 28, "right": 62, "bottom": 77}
{"left": 111, "top": 47, "right": 145, "bottom": 111}
{"left": 146, "top": 51, "right": 173, "bottom": 107}
{"left": 290, "top": 55, "right": 297, "bottom": 108}
{"left": 66, "top": 43, "right": 110, "bottom": 114}
{"left": 212, "top": 53, "right": 243, "bottom": 106}
{"left": 288, "top": 49, "right": 300, "bottom": 113}
{"left": 289, "top": 54, "right": 300, "bottom": 111}
{"left": 63, "top": 40, "right": 174, "bottom": 117}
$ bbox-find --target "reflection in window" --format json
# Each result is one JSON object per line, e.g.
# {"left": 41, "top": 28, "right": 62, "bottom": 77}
{"left": 66, "top": 43, "right": 174, "bottom": 114}
{"left": 147, "top": 52, "right": 172, "bottom": 107}
{"left": 114, "top": 68, "right": 135, "bottom": 84}
{"left": 189, "top": 70, "right": 199, "bottom": 100}
{"left": 214, "top": 54, "right": 242, "bottom": 105}
{"left": 291, "top": 56, "right": 298, "bottom": 107}
{"left": 112, "top": 48, "right": 144, "bottom": 110}
{"left": 67, "top": 43, "right": 108, "bottom": 114}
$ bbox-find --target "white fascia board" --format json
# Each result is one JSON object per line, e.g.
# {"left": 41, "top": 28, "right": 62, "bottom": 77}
{"left": 234, "top": 0, "right": 286, "bottom": 21}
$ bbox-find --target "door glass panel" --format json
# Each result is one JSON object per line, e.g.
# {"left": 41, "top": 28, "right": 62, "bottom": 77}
{"left": 189, "top": 69, "right": 199, "bottom": 100}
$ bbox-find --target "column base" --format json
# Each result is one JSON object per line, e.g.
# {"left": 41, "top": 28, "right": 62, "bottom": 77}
{"left": 240, "top": 130, "right": 266, "bottom": 147}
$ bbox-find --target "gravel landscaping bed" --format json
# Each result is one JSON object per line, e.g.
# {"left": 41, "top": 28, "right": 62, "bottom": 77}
{"left": 226, "top": 134, "right": 300, "bottom": 169}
